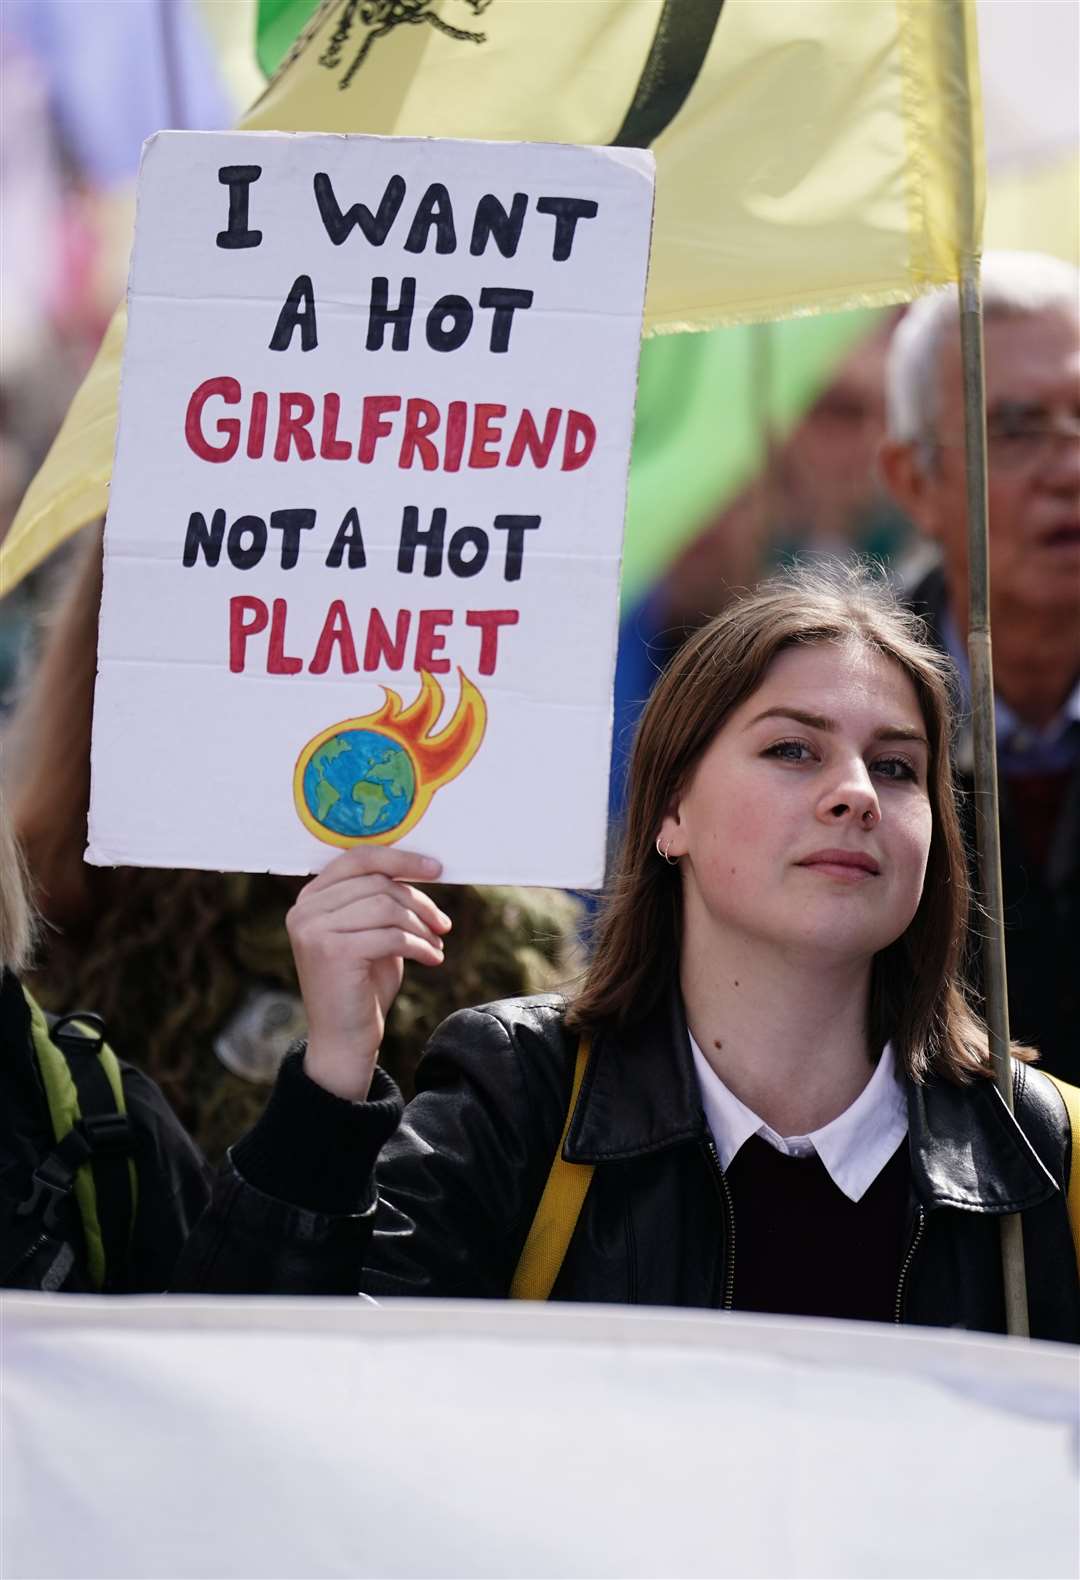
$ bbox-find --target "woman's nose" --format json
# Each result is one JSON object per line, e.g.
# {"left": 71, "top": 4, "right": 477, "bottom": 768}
{"left": 817, "top": 763, "right": 880, "bottom": 828}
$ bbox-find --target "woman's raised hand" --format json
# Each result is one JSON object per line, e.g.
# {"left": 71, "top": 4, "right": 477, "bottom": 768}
{"left": 285, "top": 848, "right": 451, "bottom": 1102}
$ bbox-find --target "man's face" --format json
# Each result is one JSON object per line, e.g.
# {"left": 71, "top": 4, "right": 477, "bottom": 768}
{"left": 914, "top": 308, "right": 1080, "bottom": 619}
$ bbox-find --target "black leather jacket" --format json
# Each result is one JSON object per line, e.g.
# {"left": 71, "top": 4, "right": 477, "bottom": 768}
{"left": 180, "top": 993, "right": 1080, "bottom": 1341}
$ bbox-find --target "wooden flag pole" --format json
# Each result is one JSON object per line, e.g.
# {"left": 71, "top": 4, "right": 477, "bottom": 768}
{"left": 958, "top": 257, "right": 1030, "bottom": 1337}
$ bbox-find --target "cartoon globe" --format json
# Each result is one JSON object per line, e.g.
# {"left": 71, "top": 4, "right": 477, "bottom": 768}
{"left": 301, "top": 728, "right": 416, "bottom": 838}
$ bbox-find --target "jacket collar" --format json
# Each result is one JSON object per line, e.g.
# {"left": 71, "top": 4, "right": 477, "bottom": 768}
{"left": 565, "top": 988, "right": 704, "bottom": 1163}
{"left": 905, "top": 1067, "right": 1058, "bottom": 1214}
{"left": 565, "top": 985, "right": 1059, "bottom": 1214}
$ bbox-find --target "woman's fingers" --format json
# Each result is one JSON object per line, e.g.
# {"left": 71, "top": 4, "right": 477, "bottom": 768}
{"left": 295, "top": 872, "right": 452, "bottom": 936}
{"left": 308, "top": 890, "right": 446, "bottom": 952}
{"left": 359, "top": 928, "right": 446, "bottom": 968}
{"left": 303, "top": 846, "right": 441, "bottom": 897}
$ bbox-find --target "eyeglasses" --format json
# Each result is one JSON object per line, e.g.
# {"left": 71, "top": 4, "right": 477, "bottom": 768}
{"left": 928, "top": 403, "right": 1080, "bottom": 473}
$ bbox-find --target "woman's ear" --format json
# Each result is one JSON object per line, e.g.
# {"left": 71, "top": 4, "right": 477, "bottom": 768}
{"left": 657, "top": 800, "right": 686, "bottom": 859}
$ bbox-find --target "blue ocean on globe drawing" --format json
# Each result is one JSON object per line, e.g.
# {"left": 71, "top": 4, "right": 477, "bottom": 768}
{"left": 302, "top": 729, "right": 416, "bottom": 838}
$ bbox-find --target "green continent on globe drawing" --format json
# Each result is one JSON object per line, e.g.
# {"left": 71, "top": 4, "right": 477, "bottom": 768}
{"left": 303, "top": 731, "right": 417, "bottom": 839}
{"left": 351, "top": 748, "right": 413, "bottom": 830}
{"left": 314, "top": 778, "right": 341, "bottom": 820}
{"left": 368, "top": 748, "right": 413, "bottom": 799}
{"left": 352, "top": 780, "right": 388, "bottom": 827}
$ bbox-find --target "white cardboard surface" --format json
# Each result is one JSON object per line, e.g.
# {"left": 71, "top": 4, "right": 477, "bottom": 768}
{"left": 88, "top": 131, "right": 654, "bottom": 883}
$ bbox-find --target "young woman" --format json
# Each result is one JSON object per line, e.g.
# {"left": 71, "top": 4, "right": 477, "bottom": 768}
{"left": 183, "top": 566, "right": 1079, "bottom": 1337}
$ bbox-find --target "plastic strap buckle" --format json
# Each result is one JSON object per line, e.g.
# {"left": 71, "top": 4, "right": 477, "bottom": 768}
{"left": 79, "top": 1112, "right": 134, "bottom": 1157}
{"left": 16, "top": 1132, "right": 92, "bottom": 1229}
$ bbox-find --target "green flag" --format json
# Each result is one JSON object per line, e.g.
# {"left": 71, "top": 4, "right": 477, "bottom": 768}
{"left": 622, "top": 310, "right": 879, "bottom": 606}
{"left": 256, "top": 0, "right": 316, "bottom": 76}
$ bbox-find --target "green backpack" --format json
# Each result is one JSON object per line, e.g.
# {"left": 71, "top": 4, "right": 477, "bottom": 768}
{"left": 13, "top": 994, "right": 138, "bottom": 1292}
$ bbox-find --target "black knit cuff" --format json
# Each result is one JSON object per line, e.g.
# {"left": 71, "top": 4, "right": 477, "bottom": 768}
{"left": 230, "top": 1047, "right": 403, "bottom": 1215}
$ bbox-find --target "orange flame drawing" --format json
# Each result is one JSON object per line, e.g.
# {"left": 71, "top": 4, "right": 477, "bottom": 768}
{"left": 294, "top": 670, "right": 487, "bottom": 847}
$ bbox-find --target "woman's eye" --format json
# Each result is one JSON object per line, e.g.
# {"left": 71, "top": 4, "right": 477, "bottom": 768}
{"left": 764, "top": 739, "right": 814, "bottom": 763}
{"left": 873, "top": 755, "right": 918, "bottom": 782}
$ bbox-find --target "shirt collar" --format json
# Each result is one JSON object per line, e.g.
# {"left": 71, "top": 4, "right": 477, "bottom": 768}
{"left": 689, "top": 1032, "right": 908, "bottom": 1203}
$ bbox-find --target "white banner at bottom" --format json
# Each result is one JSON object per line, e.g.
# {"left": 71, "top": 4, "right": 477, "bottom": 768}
{"left": 2, "top": 1295, "right": 1078, "bottom": 1580}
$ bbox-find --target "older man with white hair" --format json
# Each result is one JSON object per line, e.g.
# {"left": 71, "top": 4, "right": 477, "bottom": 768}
{"left": 880, "top": 251, "right": 1080, "bottom": 1082}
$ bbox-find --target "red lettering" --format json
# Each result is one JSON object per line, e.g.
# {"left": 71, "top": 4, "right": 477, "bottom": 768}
{"left": 507, "top": 408, "right": 561, "bottom": 468}
{"left": 414, "top": 609, "right": 453, "bottom": 674}
{"left": 274, "top": 393, "right": 316, "bottom": 462}
{"left": 562, "top": 409, "right": 596, "bottom": 471}
{"left": 358, "top": 396, "right": 401, "bottom": 463}
{"left": 247, "top": 390, "right": 268, "bottom": 459}
{"left": 229, "top": 595, "right": 268, "bottom": 672}
{"left": 309, "top": 600, "right": 359, "bottom": 675}
{"left": 399, "top": 399, "right": 440, "bottom": 471}
{"left": 363, "top": 608, "right": 410, "bottom": 672}
{"left": 444, "top": 400, "right": 467, "bottom": 472}
{"left": 186, "top": 376, "right": 241, "bottom": 462}
{"left": 466, "top": 609, "right": 519, "bottom": 675}
{"left": 267, "top": 598, "right": 303, "bottom": 674}
{"left": 320, "top": 394, "right": 351, "bottom": 460}
{"left": 468, "top": 403, "right": 506, "bottom": 469}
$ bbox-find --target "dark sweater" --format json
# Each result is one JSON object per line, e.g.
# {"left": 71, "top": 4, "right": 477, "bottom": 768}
{"left": 725, "top": 1135, "right": 911, "bottom": 1323}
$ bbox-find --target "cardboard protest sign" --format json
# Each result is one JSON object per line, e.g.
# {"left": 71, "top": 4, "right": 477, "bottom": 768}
{"left": 87, "top": 132, "right": 654, "bottom": 885}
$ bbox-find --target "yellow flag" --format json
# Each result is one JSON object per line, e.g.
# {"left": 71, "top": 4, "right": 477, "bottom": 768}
{"left": 2, "top": 0, "right": 983, "bottom": 590}
{"left": 250, "top": 0, "right": 983, "bottom": 328}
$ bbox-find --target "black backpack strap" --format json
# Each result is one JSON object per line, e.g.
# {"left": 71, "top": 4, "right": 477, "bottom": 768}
{"left": 48, "top": 1013, "right": 135, "bottom": 1292}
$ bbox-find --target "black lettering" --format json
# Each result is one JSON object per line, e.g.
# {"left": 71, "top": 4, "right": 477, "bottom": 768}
{"left": 493, "top": 514, "right": 541, "bottom": 580}
{"left": 404, "top": 183, "right": 457, "bottom": 254}
{"left": 313, "top": 172, "right": 406, "bottom": 246}
{"left": 447, "top": 526, "right": 489, "bottom": 577}
{"left": 398, "top": 506, "right": 447, "bottom": 576}
{"left": 269, "top": 275, "right": 318, "bottom": 352}
{"left": 535, "top": 196, "right": 599, "bottom": 262}
{"left": 367, "top": 277, "right": 415, "bottom": 352}
{"left": 269, "top": 508, "right": 316, "bottom": 569}
{"left": 217, "top": 166, "right": 262, "bottom": 249}
{"left": 426, "top": 294, "right": 473, "bottom": 353}
{"left": 479, "top": 287, "right": 534, "bottom": 353}
{"left": 325, "top": 507, "right": 367, "bottom": 569}
{"left": 227, "top": 514, "right": 267, "bottom": 570}
{"left": 182, "top": 508, "right": 226, "bottom": 567}
{"left": 469, "top": 192, "right": 528, "bottom": 258}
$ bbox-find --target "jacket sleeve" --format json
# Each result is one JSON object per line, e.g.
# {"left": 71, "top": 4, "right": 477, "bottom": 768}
{"left": 169, "top": 1051, "right": 402, "bottom": 1295}
{"left": 360, "top": 1001, "right": 576, "bottom": 1298}
{"left": 169, "top": 998, "right": 574, "bottom": 1299}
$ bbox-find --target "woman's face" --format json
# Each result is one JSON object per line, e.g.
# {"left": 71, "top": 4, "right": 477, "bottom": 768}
{"left": 658, "top": 640, "right": 933, "bottom": 965}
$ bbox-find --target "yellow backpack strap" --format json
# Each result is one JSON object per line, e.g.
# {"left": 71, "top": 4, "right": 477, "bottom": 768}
{"left": 26, "top": 993, "right": 136, "bottom": 1291}
{"left": 510, "top": 1037, "right": 594, "bottom": 1301}
{"left": 1045, "top": 1073, "right": 1080, "bottom": 1279}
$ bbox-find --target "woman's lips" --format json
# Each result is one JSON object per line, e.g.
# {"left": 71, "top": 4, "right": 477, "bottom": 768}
{"left": 797, "top": 849, "right": 881, "bottom": 879}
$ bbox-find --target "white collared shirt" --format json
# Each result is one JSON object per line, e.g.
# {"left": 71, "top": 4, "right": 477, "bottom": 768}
{"left": 689, "top": 1032, "right": 908, "bottom": 1203}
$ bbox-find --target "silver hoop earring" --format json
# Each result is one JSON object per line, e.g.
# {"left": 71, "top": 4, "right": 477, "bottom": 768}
{"left": 656, "top": 837, "right": 677, "bottom": 865}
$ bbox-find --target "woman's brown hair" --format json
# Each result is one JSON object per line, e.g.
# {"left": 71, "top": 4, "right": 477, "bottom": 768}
{"left": 572, "top": 561, "right": 1015, "bottom": 1085}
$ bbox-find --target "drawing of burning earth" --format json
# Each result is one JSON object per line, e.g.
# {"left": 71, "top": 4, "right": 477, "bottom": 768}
{"left": 294, "top": 670, "right": 486, "bottom": 846}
